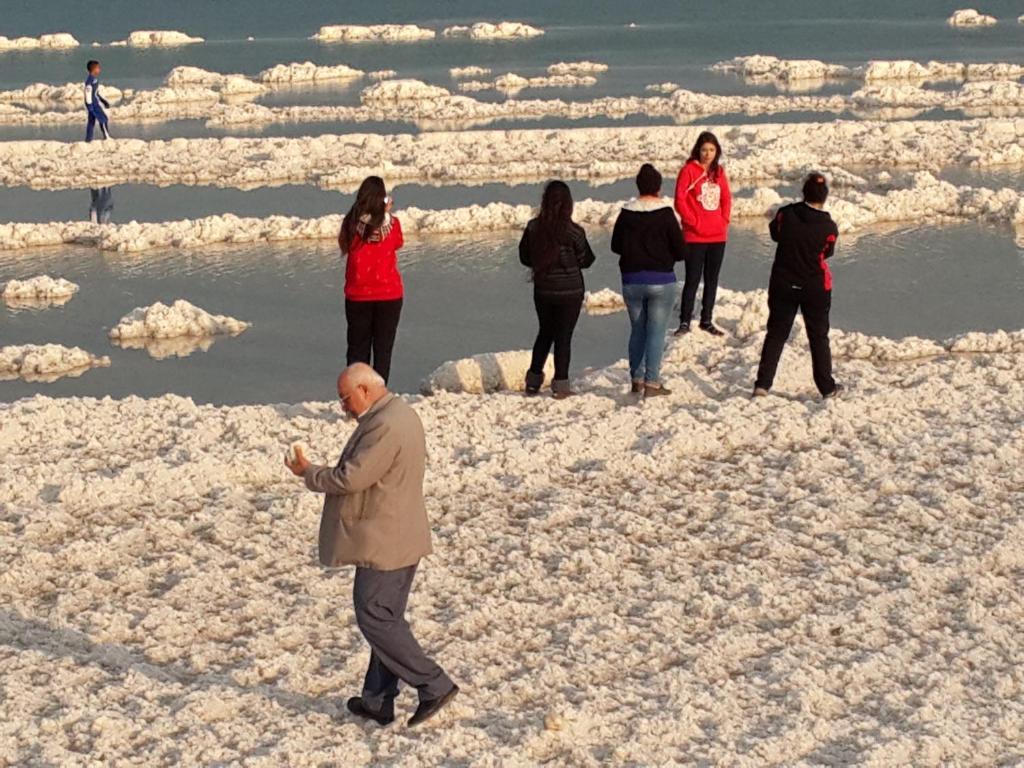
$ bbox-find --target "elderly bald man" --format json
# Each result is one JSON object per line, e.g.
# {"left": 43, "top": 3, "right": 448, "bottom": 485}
{"left": 286, "top": 363, "right": 458, "bottom": 727}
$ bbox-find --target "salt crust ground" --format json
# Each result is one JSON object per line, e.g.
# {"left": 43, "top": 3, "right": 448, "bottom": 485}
{"left": 1, "top": 288, "right": 1022, "bottom": 764}
{"left": 0, "top": 344, "right": 109, "bottom": 382}
{"left": 2, "top": 119, "right": 1023, "bottom": 194}
{"left": 0, "top": 173, "right": 1021, "bottom": 253}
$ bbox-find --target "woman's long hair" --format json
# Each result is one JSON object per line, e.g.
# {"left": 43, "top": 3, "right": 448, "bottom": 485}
{"left": 531, "top": 180, "right": 574, "bottom": 276}
{"left": 689, "top": 131, "right": 722, "bottom": 181}
{"left": 339, "top": 176, "right": 387, "bottom": 255}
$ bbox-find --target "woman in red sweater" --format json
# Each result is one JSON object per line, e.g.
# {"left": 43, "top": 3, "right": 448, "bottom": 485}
{"left": 339, "top": 176, "right": 405, "bottom": 383}
{"left": 674, "top": 131, "right": 732, "bottom": 336}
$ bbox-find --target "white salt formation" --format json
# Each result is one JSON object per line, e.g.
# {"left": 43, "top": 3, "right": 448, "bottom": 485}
{"left": 114, "top": 30, "right": 205, "bottom": 47}
{"left": 0, "top": 344, "right": 109, "bottom": 382}
{"left": 368, "top": 70, "right": 397, "bottom": 81}
{"left": 421, "top": 350, "right": 554, "bottom": 394}
{"left": 360, "top": 79, "right": 452, "bottom": 103}
{"left": 947, "top": 8, "right": 998, "bottom": 26}
{"left": 108, "top": 300, "right": 249, "bottom": 340}
{"left": 258, "top": 62, "right": 364, "bottom": 84}
{"left": 711, "top": 55, "right": 856, "bottom": 84}
{"left": 2, "top": 296, "right": 1023, "bottom": 761}
{"left": 450, "top": 66, "right": 492, "bottom": 78}
{"left": 489, "top": 73, "right": 599, "bottom": 93}
{"left": 311, "top": 24, "right": 435, "bottom": 42}
{"left": 0, "top": 32, "right": 79, "bottom": 50}
{"left": 646, "top": 82, "right": 680, "bottom": 93}
{"left": 583, "top": 288, "right": 627, "bottom": 315}
{"left": 2, "top": 275, "right": 79, "bottom": 300}
{"left": 547, "top": 61, "right": 609, "bottom": 76}
{"left": 442, "top": 21, "right": 545, "bottom": 39}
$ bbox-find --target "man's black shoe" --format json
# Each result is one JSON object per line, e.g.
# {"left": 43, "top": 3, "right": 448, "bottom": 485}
{"left": 407, "top": 685, "right": 459, "bottom": 727}
{"left": 700, "top": 323, "right": 725, "bottom": 337}
{"left": 347, "top": 697, "right": 395, "bottom": 726}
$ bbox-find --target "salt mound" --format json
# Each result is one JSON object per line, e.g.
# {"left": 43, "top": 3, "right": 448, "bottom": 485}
{"left": 450, "top": 66, "right": 492, "bottom": 79}
{"left": 711, "top": 55, "right": 855, "bottom": 83}
{"left": 0, "top": 81, "right": 124, "bottom": 104}
{"left": 946, "top": 330, "right": 1024, "bottom": 353}
{"left": 258, "top": 62, "right": 364, "bottom": 84}
{"left": 2, "top": 275, "right": 79, "bottom": 300}
{"left": 0, "top": 33, "right": 79, "bottom": 50}
{"left": 443, "top": 22, "right": 545, "bottom": 40}
{"left": 832, "top": 331, "right": 945, "bottom": 361}
{"left": 492, "top": 73, "right": 598, "bottom": 93}
{"left": 120, "top": 30, "right": 204, "bottom": 47}
{"left": 109, "top": 300, "right": 249, "bottom": 340}
{"left": 0, "top": 344, "right": 109, "bottom": 382}
{"left": 547, "top": 61, "right": 608, "bottom": 76}
{"left": 421, "top": 350, "right": 553, "bottom": 394}
{"left": 645, "top": 82, "right": 679, "bottom": 93}
{"left": 368, "top": 70, "right": 397, "bottom": 81}
{"left": 164, "top": 67, "right": 265, "bottom": 95}
{"left": 584, "top": 288, "right": 626, "bottom": 315}
{"left": 360, "top": 79, "right": 451, "bottom": 103}
{"left": 311, "top": 24, "right": 435, "bottom": 43}
{"left": 947, "top": 9, "right": 997, "bottom": 26}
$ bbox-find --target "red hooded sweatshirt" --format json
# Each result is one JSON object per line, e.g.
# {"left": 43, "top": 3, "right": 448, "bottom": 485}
{"left": 343, "top": 214, "right": 405, "bottom": 301}
{"left": 674, "top": 160, "right": 732, "bottom": 243}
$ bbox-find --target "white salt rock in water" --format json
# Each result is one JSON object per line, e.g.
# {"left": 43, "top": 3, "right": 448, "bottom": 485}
{"left": 311, "top": 24, "right": 435, "bottom": 43}
{"left": 259, "top": 62, "right": 364, "bottom": 84}
{"left": 450, "top": 66, "right": 492, "bottom": 79}
{"left": 368, "top": 70, "right": 397, "bottom": 81}
{"left": 0, "top": 33, "right": 79, "bottom": 51}
{"left": 547, "top": 61, "right": 608, "bottom": 76}
{"left": 360, "top": 79, "right": 451, "bottom": 103}
{"left": 443, "top": 22, "right": 544, "bottom": 39}
{"left": 2, "top": 276, "right": 79, "bottom": 300}
{"left": 109, "top": 299, "right": 249, "bottom": 340}
{"left": 0, "top": 344, "right": 110, "bottom": 382}
{"left": 584, "top": 288, "right": 626, "bottom": 315}
{"left": 947, "top": 9, "right": 998, "bottom": 26}
{"left": 646, "top": 82, "right": 680, "bottom": 93}
{"left": 421, "top": 350, "right": 554, "bottom": 394}
{"left": 122, "top": 30, "right": 205, "bottom": 47}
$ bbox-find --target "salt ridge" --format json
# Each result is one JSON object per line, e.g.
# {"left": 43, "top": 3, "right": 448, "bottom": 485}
{"left": 2, "top": 275, "right": 79, "bottom": 299}
{"left": 108, "top": 299, "right": 249, "bottom": 340}
{"left": 0, "top": 175, "right": 1019, "bottom": 254}
{"left": 0, "top": 344, "right": 109, "bottom": 382}
{"left": 111, "top": 30, "right": 205, "bottom": 47}
{"left": 311, "top": 24, "right": 435, "bottom": 43}
{"left": 442, "top": 22, "right": 544, "bottom": 39}
{"left": 0, "top": 33, "right": 78, "bottom": 51}
{"left": 947, "top": 8, "right": 998, "bottom": 26}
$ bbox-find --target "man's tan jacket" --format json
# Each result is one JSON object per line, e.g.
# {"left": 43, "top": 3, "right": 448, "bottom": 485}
{"left": 303, "top": 393, "right": 432, "bottom": 570}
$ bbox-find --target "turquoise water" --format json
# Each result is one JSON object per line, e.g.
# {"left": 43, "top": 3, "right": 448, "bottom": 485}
{"left": 1, "top": 2, "right": 1022, "bottom": 403}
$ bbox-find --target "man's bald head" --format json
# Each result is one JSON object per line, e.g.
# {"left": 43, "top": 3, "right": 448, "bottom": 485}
{"left": 337, "top": 363, "right": 387, "bottom": 416}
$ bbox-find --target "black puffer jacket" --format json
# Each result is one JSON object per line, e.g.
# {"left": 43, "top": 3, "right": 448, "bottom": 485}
{"left": 518, "top": 218, "right": 596, "bottom": 300}
{"left": 610, "top": 199, "right": 686, "bottom": 274}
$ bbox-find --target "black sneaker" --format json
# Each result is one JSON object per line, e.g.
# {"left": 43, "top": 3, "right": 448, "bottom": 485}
{"left": 407, "top": 685, "right": 460, "bottom": 727}
{"left": 346, "top": 697, "right": 395, "bottom": 726}
{"left": 699, "top": 324, "right": 725, "bottom": 337}
{"left": 673, "top": 323, "right": 691, "bottom": 336}
{"left": 823, "top": 383, "right": 844, "bottom": 400}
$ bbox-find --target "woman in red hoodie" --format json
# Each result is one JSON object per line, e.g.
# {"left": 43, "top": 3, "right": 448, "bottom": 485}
{"left": 339, "top": 176, "right": 405, "bottom": 383}
{"left": 674, "top": 131, "right": 732, "bottom": 336}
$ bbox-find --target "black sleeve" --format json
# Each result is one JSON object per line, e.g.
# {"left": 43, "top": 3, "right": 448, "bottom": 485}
{"left": 665, "top": 210, "right": 686, "bottom": 262}
{"left": 769, "top": 208, "right": 784, "bottom": 243}
{"left": 610, "top": 214, "right": 624, "bottom": 256}
{"left": 518, "top": 225, "right": 531, "bottom": 268}
{"left": 574, "top": 226, "right": 596, "bottom": 269}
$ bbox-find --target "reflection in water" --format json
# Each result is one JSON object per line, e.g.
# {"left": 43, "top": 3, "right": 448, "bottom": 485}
{"left": 89, "top": 187, "right": 114, "bottom": 224}
{"left": 3, "top": 294, "right": 76, "bottom": 312}
{"left": 112, "top": 335, "right": 218, "bottom": 360}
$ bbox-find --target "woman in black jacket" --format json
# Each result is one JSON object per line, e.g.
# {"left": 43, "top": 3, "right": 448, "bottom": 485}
{"left": 519, "top": 181, "right": 596, "bottom": 398}
{"left": 611, "top": 164, "right": 686, "bottom": 397}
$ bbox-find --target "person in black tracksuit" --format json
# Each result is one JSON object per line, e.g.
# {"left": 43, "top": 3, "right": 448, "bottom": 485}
{"left": 754, "top": 173, "right": 841, "bottom": 398}
{"left": 519, "top": 180, "right": 596, "bottom": 398}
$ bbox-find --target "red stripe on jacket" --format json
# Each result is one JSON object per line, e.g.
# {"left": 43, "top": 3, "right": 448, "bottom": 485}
{"left": 819, "top": 234, "right": 836, "bottom": 291}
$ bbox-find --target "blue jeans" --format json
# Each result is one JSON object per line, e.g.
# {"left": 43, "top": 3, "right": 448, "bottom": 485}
{"left": 623, "top": 282, "right": 678, "bottom": 384}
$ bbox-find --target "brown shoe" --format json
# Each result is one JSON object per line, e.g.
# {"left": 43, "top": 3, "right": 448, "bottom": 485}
{"left": 630, "top": 380, "right": 644, "bottom": 394}
{"left": 644, "top": 383, "right": 671, "bottom": 398}
{"left": 551, "top": 379, "right": 575, "bottom": 399}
